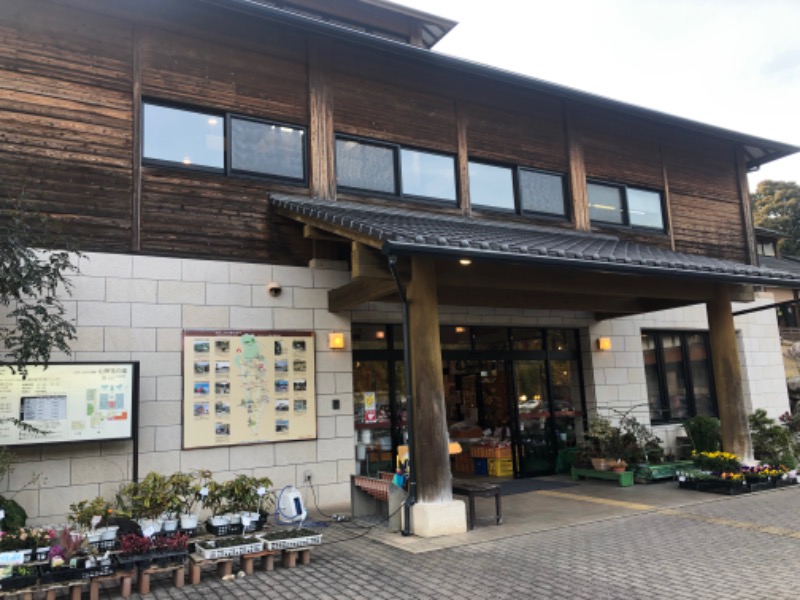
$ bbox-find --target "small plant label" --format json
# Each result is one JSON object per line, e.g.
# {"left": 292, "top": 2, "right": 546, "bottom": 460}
{"left": 199, "top": 486, "right": 209, "bottom": 497}
{"left": 142, "top": 525, "right": 156, "bottom": 538}
{"left": 91, "top": 515, "right": 103, "bottom": 528}
{"left": 241, "top": 515, "right": 251, "bottom": 527}
{"left": 256, "top": 486, "right": 266, "bottom": 496}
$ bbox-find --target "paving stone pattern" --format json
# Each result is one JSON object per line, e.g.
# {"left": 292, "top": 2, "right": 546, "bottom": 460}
{"left": 98, "top": 487, "right": 800, "bottom": 599}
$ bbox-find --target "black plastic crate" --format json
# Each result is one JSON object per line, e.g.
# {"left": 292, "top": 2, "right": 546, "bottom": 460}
{"left": 205, "top": 521, "right": 243, "bottom": 537}
{"left": 0, "top": 572, "right": 38, "bottom": 591}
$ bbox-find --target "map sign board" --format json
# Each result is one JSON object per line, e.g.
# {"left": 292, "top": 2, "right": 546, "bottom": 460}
{"left": 182, "top": 330, "right": 316, "bottom": 449}
{"left": 0, "top": 363, "right": 137, "bottom": 446}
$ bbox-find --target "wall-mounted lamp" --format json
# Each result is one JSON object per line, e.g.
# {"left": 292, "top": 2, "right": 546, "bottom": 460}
{"left": 328, "top": 332, "right": 346, "bottom": 350}
{"left": 597, "top": 337, "right": 612, "bottom": 351}
{"left": 459, "top": 258, "right": 472, "bottom": 266}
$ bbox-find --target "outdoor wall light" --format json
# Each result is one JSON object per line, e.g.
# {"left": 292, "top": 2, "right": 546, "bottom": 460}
{"left": 459, "top": 258, "right": 472, "bottom": 266}
{"left": 328, "top": 332, "right": 346, "bottom": 350}
{"left": 597, "top": 337, "right": 612, "bottom": 351}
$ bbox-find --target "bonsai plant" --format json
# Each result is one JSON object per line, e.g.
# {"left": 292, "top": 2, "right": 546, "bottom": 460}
{"left": 68, "top": 497, "right": 114, "bottom": 538}
{"left": 224, "top": 474, "right": 273, "bottom": 518}
{"left": 582, "top": 417, "right": 624, "bottom": 470}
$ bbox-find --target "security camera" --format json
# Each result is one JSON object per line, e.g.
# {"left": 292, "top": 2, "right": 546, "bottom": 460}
{"left": 267, "top": 282, "right": 282, "bottom": 297}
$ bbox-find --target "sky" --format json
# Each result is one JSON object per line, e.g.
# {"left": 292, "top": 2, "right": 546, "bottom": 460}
{"left": 391, "top": 0, "right": 800, "bottom": 192}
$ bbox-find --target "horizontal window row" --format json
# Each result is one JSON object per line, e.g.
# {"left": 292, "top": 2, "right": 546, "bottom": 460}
{"left": 336, "top": 136, "right": 568, "bottom": 219}
{"left": 143, "top": 102, "right": 306, "bottom": 183}
{"left": 141, "top": 102, "right": 665, "bottom": 232}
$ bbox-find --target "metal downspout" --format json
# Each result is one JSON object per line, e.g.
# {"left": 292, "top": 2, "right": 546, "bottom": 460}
{"left": 388, "top": 255, "right": 415, "bottom": 536}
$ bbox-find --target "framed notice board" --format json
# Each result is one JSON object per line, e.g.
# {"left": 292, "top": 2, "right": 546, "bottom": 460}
{"left": 0, "top": 362, "right": 138, "bottom": 446}
{"left": 182, "top": 330, "right": 316, "bottom": 449}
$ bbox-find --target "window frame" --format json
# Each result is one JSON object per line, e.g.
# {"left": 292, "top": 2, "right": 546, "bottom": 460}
{"left": 587, "top": 179, "right": 666, "bottom": 231}
{"left": 142, "top": 99, "right": 308, "bottom": 185}
{"left": 334, "top": 134, "right": 459, "bottom": 205}
{"left": 642, "top": 330, "right": 718, "bottom": 425}
{"left": 467, "top": 158, "right": 570, "bottom": 220}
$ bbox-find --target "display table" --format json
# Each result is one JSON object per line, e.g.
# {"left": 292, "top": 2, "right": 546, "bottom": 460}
{"left": 571, "top": 466, "right": 634, "bottom": 487}
{"left": 451, "top": 479, "right": 503, "bottom": 530}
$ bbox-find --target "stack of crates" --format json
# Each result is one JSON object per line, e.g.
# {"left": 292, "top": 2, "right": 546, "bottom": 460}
{"left": 488, "top": 458, "right": 513, "bottom": 477}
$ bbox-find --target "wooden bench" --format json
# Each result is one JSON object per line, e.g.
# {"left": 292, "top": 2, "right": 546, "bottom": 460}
{"left": 281, "top": 547, "right": 312, "bottom": 568}
{"left": 451, "top": 479, "right": 503, "bottom": 530}
{"left": 188, "top": 553, "right": 233, "bottom": 585}
{"left": 571, "top": 466, "right": 634, "bottom": 487}
{"left": 351, "top": 474, "right": 405, "bottom": 532}
{"left": 137, "top": 563, "right": 185, "bottom": 595}
{"left": 89, "top": 569, "right": 134, "bottom": 600}
{"left": 240, "top": 548, "right": 280, "bottom": 575}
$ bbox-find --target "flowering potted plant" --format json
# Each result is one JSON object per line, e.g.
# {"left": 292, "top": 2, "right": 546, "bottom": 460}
{"left": 151, "top": 532, "right": 188, "bottom": 567}
{"left": 0, "top": 564, "right": 38, "bottom": 592}
{"left": 41, "top": 528, "right": 89, "bottom": 584}
{"left": 117, "top": 533, "right": 154, "bottom": 570}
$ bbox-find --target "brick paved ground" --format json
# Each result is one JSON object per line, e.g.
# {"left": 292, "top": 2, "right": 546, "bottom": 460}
{"left": 93, "top": 486, "right": 800, "bottom": 600}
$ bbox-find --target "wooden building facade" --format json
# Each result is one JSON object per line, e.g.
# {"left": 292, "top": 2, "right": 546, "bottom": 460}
{"left": 1, "top": 0, "right": 799, "bottom": 535}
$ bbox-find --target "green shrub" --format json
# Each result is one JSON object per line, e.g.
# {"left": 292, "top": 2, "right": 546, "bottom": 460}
{"left": 683, "top": 416, "right": 721, "bottom": 453}
{"left": 749, "top": 409, "right": 794, "bottom": 466}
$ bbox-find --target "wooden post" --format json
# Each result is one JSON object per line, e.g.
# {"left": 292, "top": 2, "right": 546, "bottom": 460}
{"left": 308, "top": 38, "right": 335, "bottom": 200}
{"left": 564, "top": 102, "right": 590, "bottom": 231}
{"left": 706, "top": 285, "right": 753, "bottom": 461}
{"left": 734, "top": 146, "right": 757, "bottom": 265}
{"left": 407, "top": 257, "right": 452, "bottom": 503}
{"left": 455, "top": 102, "right": 470, "bottom": 216}
{"left": 131, "top": 26, "right": 142, "bottom": 252}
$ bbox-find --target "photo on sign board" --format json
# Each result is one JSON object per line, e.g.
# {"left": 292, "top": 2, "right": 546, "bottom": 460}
{"left": 293, "top": 379, "right": 307, "bottom": 392}
{"left": 214, "top": 401, "right": 231, "bottom": 416}
{"left": 293, "top": 399, "right": 307, "bottom": 413}
{"left": 194, "top": 361, "right": 210, "bottom": 374}
{"left": 292, "top": 360, "right": 306, "bottom": 372}
{"left": 215, "top": 361, "right": 230, "bottom": 375}
{"left": 194, "top": 382, "right": 210, "bottom": 395}
{"left": 215, "top": 422, "right": 230, "bottom": 436}
{"left": 276, "top": 419, "right": 289, "bottom": 433}
{"left": 275, "top": 359, "right": 288, "bottom": 373}
{"left": 215, "top": 340, "right": 230, "bottom": 353}
{"left": 194, "top": 402, "right": 210, "bottom": 417}
{"left": 194, "top": 340, "right": 210, "bottom": 353}
{"left": 292, "top": 340, "right": 306, "bottom": 353}
{"left": 275, "top": 379, "right": 289, "bottom": 393}
{"left": 214, "top": 381, "right": 230, "bottom": 395}
{"left": 275, "top": 400, "right": 289, "bottom": 412}
{"left": 274, "top": 340, "right": 283, "bottom": 356}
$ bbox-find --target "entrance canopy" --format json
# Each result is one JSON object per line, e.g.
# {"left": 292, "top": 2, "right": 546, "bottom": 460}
{"left": 271, "top": 194, "right": 800, "bottom": 318}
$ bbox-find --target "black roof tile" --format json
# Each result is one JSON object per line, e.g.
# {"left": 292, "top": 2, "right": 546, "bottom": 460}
{"left": 271, "top": 194, "right": 800, "bottom": 287}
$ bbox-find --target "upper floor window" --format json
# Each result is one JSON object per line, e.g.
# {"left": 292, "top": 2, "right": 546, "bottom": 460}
{"left": 642, "top": 330, "right": 716, "bottom": 424}
{"left": 335, "top": 135, "right": 457, "bottom": 203}
{"left": 588, "top": 181, "right": 664, "bottom": 230}
{"left": 469, "top": 160, "right": 567, "bottom": 218}
{"left": 143, "top": 101, "right": 306, "bottom": 183}
{"left": 757, "top": 241, "right": 777, "bottom": 257}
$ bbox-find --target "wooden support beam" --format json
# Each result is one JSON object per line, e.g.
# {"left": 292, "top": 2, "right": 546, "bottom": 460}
{"left": 328, "top": 278, "right": 397, "bottom": 312}
{"left": 408, "top": 257, "right": 452, "bottom": 503}
{"left": 660, "top": 146, "right": 676, "bottom": 252}
{"left": 706, "top": 285, "right": 753, "bottom": 461}
{"left": 273, "top": 209, "right": 383, "bottom": 249}
{"left": 564, "top": 102, "right": 590, "bottom": 231}
{"left": 455, "top": 101, "right": 470, "bottom": 216}
{"left": 308, "top": 38, "right": 335, "bottom": 200}
{"left": 303, "top": 224, "right": 346, "bottom": 242}
{"left": 734, "top": 145, "right": 757, "bottom": 265}
{"left": 131, "top": 26, "right": 142, "bottom": 252}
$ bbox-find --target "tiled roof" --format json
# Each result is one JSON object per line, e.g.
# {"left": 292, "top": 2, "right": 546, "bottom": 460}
{"left": 759, "top": 255, "right": 800, "bottom": 279}
{"left": 271, "top": 194, "right": 800, "bottom": 287}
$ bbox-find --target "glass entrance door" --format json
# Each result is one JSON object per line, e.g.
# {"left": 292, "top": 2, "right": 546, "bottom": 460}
{"left": 513, "top": 360, "right": 555, "bottom": 476}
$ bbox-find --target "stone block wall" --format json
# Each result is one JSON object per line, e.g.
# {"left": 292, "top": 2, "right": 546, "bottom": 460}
{"left": 3, "top": 252, "right": 354, "bottom": 525}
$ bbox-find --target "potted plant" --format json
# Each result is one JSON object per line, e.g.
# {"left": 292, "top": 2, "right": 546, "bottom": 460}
{"left": 117, "top": 533, "right": 154, "bottom": 570}
{"left": 68, "top": 497, "right": 116, "bottom": 541}
{"left": 41, "top": 528, "right": 89, "bottom": 584}
{"left": 582, "top": 417, "right": 623, "bottom": 471}
{"left": 201, "top": 480, "right": 230, "bottom": 527}
{"left": 168, "top": 470, "right": 211, "bottom": 530}
{"left": 151, "top": 532, "right": 188, "bottom": 567}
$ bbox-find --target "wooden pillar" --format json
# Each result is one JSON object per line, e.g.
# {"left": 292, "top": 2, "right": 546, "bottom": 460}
{"left": 706, "top": 285, "right": 753, "bottom": 461}
{"left": 734, "top": 146, "right": 757, "bottom": 265}
{"left": 308, "top": 39, "right": 335, "bottom": 200}
{"left": 131, "top": 26, "right": 142, "bottom": 252}
{"left": 407, "top": 257, "right": 452, "bottom": 503}
{"left": 455, "top": 101, "right": 470, "bottom": 216}
{"left": 564, "top": 102, "right": 590, "bottom": 231}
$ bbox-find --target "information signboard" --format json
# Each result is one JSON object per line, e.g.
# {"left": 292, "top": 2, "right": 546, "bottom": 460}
{"left": 0, "top": 362, "right": 138, "bottom": 446}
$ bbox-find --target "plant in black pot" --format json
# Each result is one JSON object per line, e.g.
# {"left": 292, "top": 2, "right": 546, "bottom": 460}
{"left": 117, "top": 533, "right": 154, "bottom": 570}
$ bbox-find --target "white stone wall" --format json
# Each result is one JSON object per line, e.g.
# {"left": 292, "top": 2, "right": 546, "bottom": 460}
{"left": 585, "top": 292, "right": 790, "bottom": 453}
{"left": 3, "top": 252, "right": 354, "bottom": 525}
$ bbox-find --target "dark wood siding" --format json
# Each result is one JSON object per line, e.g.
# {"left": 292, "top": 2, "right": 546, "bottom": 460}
{"left": 0, "top": 0, "right": 133, "bottom": 252}
{"left": 465, "top": 99, "right": 566, "bottom": 172}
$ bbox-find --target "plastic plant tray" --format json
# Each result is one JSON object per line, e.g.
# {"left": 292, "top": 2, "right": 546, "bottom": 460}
{"left": 195, "top": 540, "right": 264, "bottom": 560}
{"left": 260, "top": 534, "right": 322, "bottom": 551}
